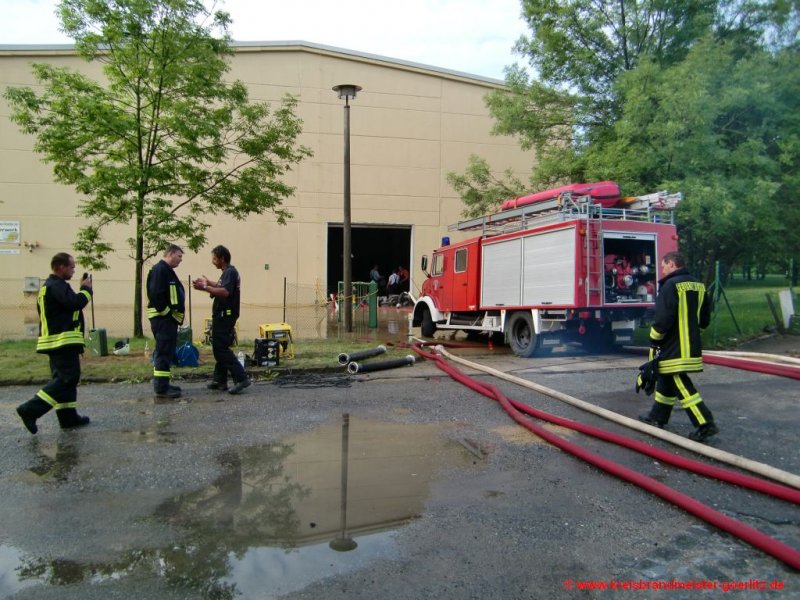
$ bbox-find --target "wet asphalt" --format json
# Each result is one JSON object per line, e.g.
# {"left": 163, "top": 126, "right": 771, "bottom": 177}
{"left": 0, "top": 343, "right": 798, "bottom": 599}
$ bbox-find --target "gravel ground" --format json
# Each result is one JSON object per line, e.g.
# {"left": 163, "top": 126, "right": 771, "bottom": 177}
{"left": 0, "top": 337, "right": 798, "bottom": 599}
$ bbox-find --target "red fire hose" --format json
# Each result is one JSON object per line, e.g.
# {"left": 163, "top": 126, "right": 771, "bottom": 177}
{"left": 703, "top": 353, "right": 800, "bottom": 380}
{"left": 413, "top": 342, "right": 800, "bottom": 570}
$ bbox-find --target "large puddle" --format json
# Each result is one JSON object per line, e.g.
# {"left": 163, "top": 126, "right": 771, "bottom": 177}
{"left": 1, "top": 416, "right": 475, "bottom": 598}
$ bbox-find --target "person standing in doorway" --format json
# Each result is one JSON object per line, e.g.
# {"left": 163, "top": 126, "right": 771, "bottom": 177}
{"left": 16, "top": 252, "right": 93, "bottom": 433}
{"left": 193, "top": 245, "right": 251, "bottom": 395}
{"left": 387, "top": 268, "right": 400, "bottom": 295}
{"left": 638, "top": 251, "right": 718, "bottom": 442}
{"left": 369, "top": 264, "right": 386, "bottom": 296}
{"left": 397, "top": 265, "right": 410, "bottom": 293}
{"left": 146, "top": 244, "right": 185, "bottom": 400}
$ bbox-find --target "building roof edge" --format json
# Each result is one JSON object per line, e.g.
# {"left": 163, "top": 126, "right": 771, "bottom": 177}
{"left": 0, "top": 39, "right": 507, "bottom": 87}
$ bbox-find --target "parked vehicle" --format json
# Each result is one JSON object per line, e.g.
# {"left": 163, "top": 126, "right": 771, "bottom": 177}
{"left": 412, "top": 184, "right": 681, "bottom": 356}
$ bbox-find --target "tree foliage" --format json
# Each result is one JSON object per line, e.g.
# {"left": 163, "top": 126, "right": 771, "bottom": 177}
{"left": 487, "top": 0, "right": 718, "bottom": 190}
{"left": 446, "top": 156, "right": 526, "bottom": 218}
{"left": 448, "top": 0, "right": 799, "bottom": 280}
{"left": 587, "top": 37, "right": 799, "bottom": 280}
{"left": 4, "top": 0, "right": 312, "bottom": 336}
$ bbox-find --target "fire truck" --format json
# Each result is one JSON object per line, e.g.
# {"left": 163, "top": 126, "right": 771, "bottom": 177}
{"left": 412, "top": 183, "right": 682, "bottom": 356}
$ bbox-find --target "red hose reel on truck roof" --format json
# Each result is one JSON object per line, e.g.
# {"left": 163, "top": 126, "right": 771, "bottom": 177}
{"left": 501, "top": 181, "right": 622, "bottom": 210}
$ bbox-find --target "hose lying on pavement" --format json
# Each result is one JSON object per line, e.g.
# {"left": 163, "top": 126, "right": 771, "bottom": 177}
{"left": 702, "top": 352, "right": 800, "bottom": 381}
{"left": 706, "top": 350, "right": 800, "bottom": 366}
{"left": 338, "top": 345, "right": 387, "bottom": 365}
{"left": 412, "top": 342, "right": 800, "bottom": 570}
{"left": 436, "top": 346, "right": 800, "bottom": 489}
{"left": 347, "top": 355, "right": 415, "bottom": 374}
{"left": 425, "top": 345, "right": 800, "bottom": 500}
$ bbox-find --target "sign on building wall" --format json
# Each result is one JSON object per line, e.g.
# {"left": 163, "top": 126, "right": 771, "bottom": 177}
{"left": 0, "top": 221, "right": 20, "bottom": 243}
{"left": 0, "top": 221, "right": 21, "bottom": 254}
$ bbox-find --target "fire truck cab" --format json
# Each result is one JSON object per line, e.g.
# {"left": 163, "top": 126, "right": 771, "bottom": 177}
{"left": 413, "top": 186, "right": 681, "bottom": 357}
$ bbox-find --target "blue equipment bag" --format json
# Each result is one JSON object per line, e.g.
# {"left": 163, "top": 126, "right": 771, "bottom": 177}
{"left": 175, "top": 342, "right": 199, "bottom": 367}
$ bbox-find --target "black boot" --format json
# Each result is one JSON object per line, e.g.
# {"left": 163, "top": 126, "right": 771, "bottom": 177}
{"left": 638, "top": 401, "right": 673, "bottom": 428}
{"left": 688, "top": 423, "right": 719, "bottom": 442}
{"left": 16, "top": 398, "right": 53, "bottom": 435}
{"left": 56, "top": 408, "right": 91, "bottom": 430}
{"left": 687, "top": 402, "right": 717, "bottom": 442}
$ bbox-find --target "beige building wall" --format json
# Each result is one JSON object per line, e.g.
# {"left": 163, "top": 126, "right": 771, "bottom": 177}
{"left": 0, "top": 42, "right": 533, "bottom": 339}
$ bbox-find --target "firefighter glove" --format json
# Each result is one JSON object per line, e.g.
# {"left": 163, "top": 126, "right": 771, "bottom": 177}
{"left": 636, "top": 357, "right": 658, "bottom": 395}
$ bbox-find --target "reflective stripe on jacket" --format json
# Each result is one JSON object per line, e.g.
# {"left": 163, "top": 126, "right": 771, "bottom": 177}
{"left": 146, "top": 259, "right": 185, "bottom": 324}
{"left": 649, "top": 267, "right": 711, "bottom": 374}
{"left": 36, "top": 275, "right": 91, "bottom": 353}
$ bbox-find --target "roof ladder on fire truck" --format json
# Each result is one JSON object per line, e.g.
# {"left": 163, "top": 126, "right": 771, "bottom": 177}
{"left": 449, "top": 189, "right": 682, "bottom": 236}
{"left": 586, "top": 221, "right": 603, "bottom": 304}
{"left": 449, "top": 196, "right": 565, "bottom": 235}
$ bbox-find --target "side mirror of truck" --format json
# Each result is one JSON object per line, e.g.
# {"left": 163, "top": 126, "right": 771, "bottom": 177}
{"left": 421, "top": 255, "right": 429, "bottom": 276}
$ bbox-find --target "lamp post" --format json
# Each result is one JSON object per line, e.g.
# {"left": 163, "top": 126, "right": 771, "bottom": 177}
{"left": 329, "top": 412, "right": 357, "bottom": 552}
{"left": 332, "top": 84, "right": 361, "bottom": 333}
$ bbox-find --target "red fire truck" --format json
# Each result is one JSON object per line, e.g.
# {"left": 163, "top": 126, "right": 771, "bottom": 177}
{"left": 412, "top": 185, "right": 682, "bottom": 356}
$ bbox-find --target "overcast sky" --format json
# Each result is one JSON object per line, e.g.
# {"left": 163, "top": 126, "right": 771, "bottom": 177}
{"left": 0, "top": 0, "right": 529, "bottom": 80}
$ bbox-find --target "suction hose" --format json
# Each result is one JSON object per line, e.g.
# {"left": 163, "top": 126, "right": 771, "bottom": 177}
{"left": 347, "top": 355, "right": 415, "bottom": 374}
{"left": 412, "top": 342, "right": 800, "bottom": 570}
{"left": 338, "top": 345, "right": 387, "bottom": 365}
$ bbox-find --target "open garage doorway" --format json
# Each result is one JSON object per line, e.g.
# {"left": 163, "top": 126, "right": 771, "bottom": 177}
{"left": 327, "top": 224, "right": 411, "bottom": 296}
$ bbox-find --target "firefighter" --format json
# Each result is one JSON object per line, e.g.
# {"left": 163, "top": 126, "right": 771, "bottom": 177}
{"left": 639, "top": 251, "right": 718, "bottom": 442}
{"left": 192, "top": 245, "right": 251, "bottom": 395}
{"left": 16, "top": 253, "right": 93, "bottom": 434}
{"left": 146, "top": 244, "right": 185, "bottom": 399}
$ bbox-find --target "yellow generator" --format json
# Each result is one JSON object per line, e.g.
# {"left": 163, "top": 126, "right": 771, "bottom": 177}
{"left": 258, "top": 322, "right": 295, "bottom": 359}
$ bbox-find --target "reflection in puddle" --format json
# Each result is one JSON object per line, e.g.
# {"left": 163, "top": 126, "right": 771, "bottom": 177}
{"left": 0, "top": 544, "right": 38, "bottom": 597}
{"left": 6, "top": 416, "right": 473, "bottom": 597}
{"left": 223, "top": 530, "right": 399, "bottom": 598}
{"left": 121, "top": 416, "right": 178, "bottom": 444}
{"left": 26, "top": 437, "right": 81, "bottom": 483}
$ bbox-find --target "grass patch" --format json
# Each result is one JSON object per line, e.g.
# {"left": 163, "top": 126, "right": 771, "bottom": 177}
{"left": 621, "top": 275, "right": 796, "bottom": 349}
{"left": 704, "top": 275, "right": 797, "bottom": 348}
{"left": 0, "top": 337, "right": 417, "bottom": 386}
{"left": 4, "top": 277, "right": 794, "bottom": 385}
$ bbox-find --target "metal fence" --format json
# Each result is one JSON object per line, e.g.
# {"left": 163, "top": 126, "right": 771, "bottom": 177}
{"left": 0, "top": 277, "right": 361, "bottom": 342}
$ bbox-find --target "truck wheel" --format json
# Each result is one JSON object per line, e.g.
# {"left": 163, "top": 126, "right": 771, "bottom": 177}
{"left": 421, "top": 307, "right": 437, "bottom": 337}
{"left": 507, "top": 312, "right": 539, "bottom": 357}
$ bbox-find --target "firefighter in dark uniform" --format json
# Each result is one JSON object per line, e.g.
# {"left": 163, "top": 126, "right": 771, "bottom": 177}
{"left": 639, "top": 251, "right": 718, "bottom": 442}
{"left": 193, "top": 245, "right": 251, "bottom": 395}
{"left": 146, "top": 244, "right": 185, "bottom": 399}
{"left": 16, "top": 252, "right": 93, "bottom": 434}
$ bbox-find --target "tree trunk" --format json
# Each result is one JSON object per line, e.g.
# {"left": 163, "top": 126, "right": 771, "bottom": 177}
{"left": 134, "top": 256, "right": 144, "bottom": 337}
{"left": 133, "top": 199, "right": 145, "bottom": 337}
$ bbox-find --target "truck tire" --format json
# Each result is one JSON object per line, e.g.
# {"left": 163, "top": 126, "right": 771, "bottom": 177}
{"left": 507, "top": 312, "right": 539, "bottom": 358}
{"left": 421, "top": 307, "right": 437, "bottom": 337}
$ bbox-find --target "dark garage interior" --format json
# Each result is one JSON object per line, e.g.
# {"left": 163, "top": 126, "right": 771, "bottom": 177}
{"left": 327, "top": 225, "right": 411, "bottom": 295}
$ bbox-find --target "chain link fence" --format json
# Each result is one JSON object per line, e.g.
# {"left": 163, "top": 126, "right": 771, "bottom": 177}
{"left": 0, "top": 277, "right": 387, "bottom": 342}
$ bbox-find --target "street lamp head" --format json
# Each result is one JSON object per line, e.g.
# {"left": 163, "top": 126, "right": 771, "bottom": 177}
{"left": 332, "top": 84, "right": 362, "bottom": 101}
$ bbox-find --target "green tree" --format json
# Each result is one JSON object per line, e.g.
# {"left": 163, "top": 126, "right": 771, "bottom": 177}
{"left": 586, "top": 36, "right": 799, "bottom": 281}
{"left": 489, "top": 0, "right": 718, "bottom": 187}
{"left": 4, "top": 0, "right": 312, "bottom": 336}
{"left": 449, "top": 0, "right": 799, "bottom": 277}
{"left": 452, "top": 0, "right": 720, "bottom": 216}
{"left": 446, "top": 155, "right": 526, "bottom": 218}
